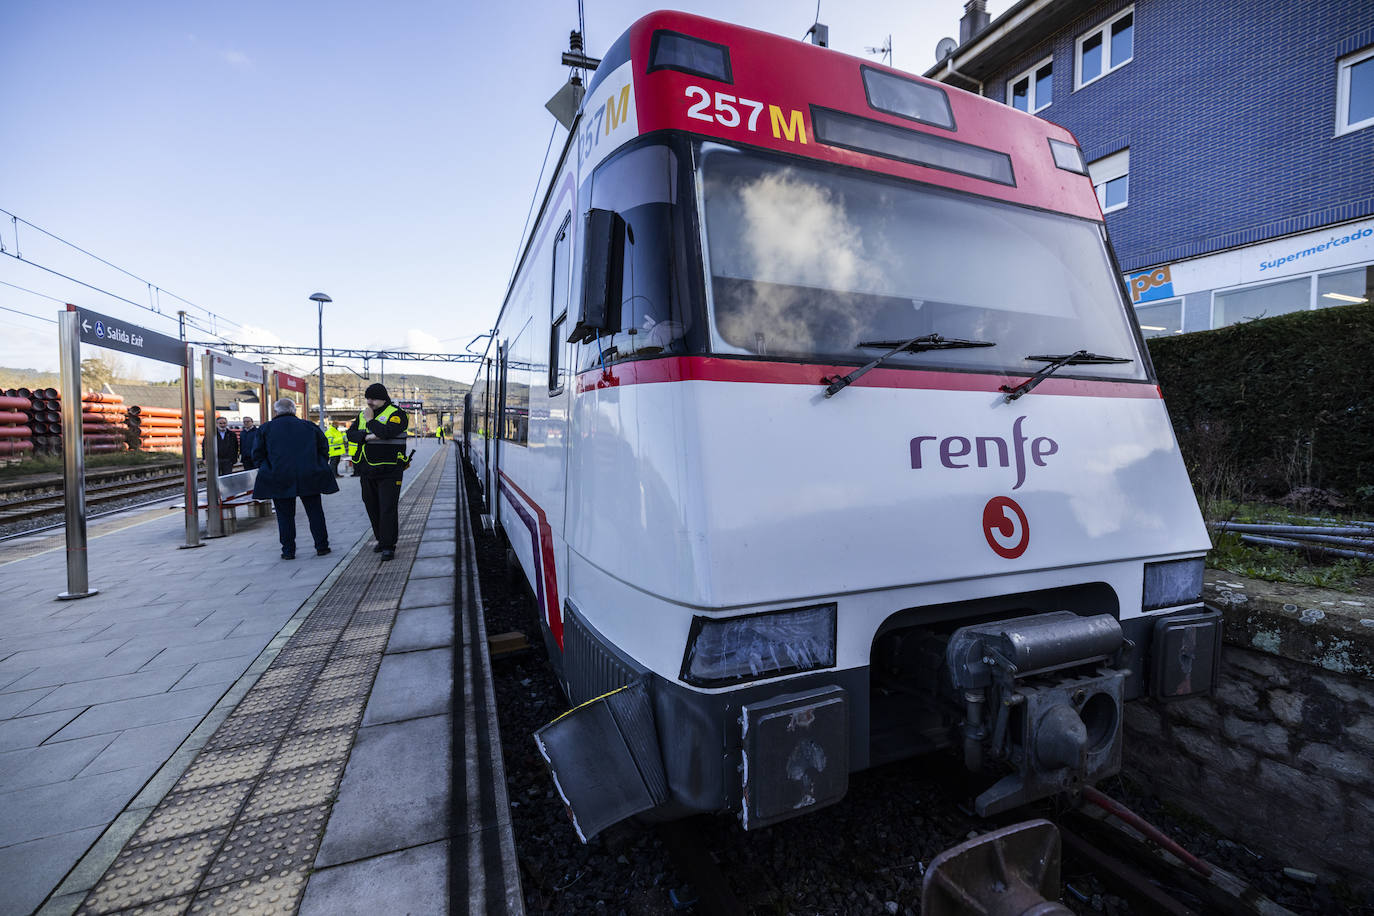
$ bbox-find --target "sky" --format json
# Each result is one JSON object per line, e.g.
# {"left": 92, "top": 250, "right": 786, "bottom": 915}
{"left": 0, "top": 0, "right": 1005, "bottom": 384}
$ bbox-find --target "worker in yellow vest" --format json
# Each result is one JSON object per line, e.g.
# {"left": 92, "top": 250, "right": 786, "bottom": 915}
{"left": 325, "top": 422, "right": 347, "bottom": 477}
{"left": 345, "top": 383, "right": 410, "bottom": 561}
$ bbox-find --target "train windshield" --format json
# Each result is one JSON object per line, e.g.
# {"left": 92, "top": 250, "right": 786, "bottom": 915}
{"left": 697, "top": 142, "right": 1146, "bottom": 379}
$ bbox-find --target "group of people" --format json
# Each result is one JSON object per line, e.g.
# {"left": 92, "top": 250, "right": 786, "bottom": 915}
{"left": 200, "top": 382, "right": 413, "bottom": 562}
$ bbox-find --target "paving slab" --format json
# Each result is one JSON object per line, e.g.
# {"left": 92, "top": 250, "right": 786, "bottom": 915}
{"left": 299, "top": 840, "right": 448, "bottom": 916}
{"left": 361, "top": 648, "right": 452, "bottom": 726}
{"left": 409, "top": 556, "right": 455, "bottom": 580}
{"left": 0, "top": 826, "right": 103, "bottom": 916}
{"left": 0, "top": 765, "right": 153, "bottom": 847}
{"left": 0, "top": 734, "right": 116, "bottom": 793}
{"left": 0, "top": 708, "right": 81, "bottom": 752}
{"left": 399, "top": 576, "right": 454, "bottom": 610}
{"left": 313, "top": 714, "right": 451, "bottom": 868}
{"left": 78, "top": 716, "right": 204, "bottom": 778}
{"left": 48, "top": 683, "right": 231, "bottom": 743}
{"left": 386, "top": 605, "right": 455, "bottom": 654}
{"left": 23, "top": 667, "right": 193, "bottom": 717}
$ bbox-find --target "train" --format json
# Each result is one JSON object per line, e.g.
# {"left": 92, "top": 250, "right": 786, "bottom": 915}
{"left": 463, "top": 10, "right": 1216, "bottom": 841}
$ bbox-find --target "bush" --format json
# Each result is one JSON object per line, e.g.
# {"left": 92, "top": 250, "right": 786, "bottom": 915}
{"left": 1148, "top": 304, "right": 1374, "bottom": 512}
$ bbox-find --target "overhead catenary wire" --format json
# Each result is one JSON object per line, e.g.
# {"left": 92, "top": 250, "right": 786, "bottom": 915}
{"left": 0, "top": 303, "right": 58, "bottom": 324}
{"left": 0, "top": 206, "right": 240, "bottom": 331}
{"left": 506, "top": 116, "right": 564, "bottom": 292}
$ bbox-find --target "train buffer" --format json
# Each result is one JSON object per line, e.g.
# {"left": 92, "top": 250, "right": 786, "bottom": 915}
{"left": 0, "top": 437, "right": 523, "bottom": 915}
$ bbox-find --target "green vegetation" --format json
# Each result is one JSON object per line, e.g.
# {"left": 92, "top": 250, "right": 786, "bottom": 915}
{"left": 1148, "top": 302, "right": 1374, "bottom": 513}
{"left": 1208, "top": 530, "right": 1374, "bottom": 591}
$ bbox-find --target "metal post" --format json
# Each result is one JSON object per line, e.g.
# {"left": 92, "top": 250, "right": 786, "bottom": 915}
{"left": 179, "top": 345, "right": 203, "bottom": 548}
{"left": 317, "top": 300, "right": 327, "bottom": 433}
{"left": 57, "top": 309, "right": 97, "bottom": 598}
{"left": 202, "top": 351, "right": 224, "bottom": 538}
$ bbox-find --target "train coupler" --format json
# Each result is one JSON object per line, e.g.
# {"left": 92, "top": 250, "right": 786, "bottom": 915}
{"left": 947, "top": 612, "right": 1127, "bottom": 817}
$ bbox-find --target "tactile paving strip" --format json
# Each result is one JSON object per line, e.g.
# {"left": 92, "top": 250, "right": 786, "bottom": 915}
{"left": 74, "top": 452, "right": 448, "bottom": 915}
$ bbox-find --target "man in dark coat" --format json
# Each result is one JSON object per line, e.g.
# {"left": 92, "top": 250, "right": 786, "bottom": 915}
{"left": 346, "top": 382, "right": 409, "bottom": 561}
{"left": 239, "top": 416, "right": 261, "bottom": 470}
{"left": 252, "top": 398, "right": 339, "bottom": 559}
{"left": 202, "top": 416, "right": 239, "bottom": 476}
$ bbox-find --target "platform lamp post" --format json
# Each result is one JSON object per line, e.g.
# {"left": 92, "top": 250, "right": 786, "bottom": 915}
{"left": 308, "top": 292, "right": 331, "bottom": 432}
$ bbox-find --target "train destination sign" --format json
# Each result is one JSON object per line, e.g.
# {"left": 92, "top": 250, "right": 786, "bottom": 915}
{"left": 74, "top": 306, "right": 186, "bottom": 365}
{"left": 210, "top": 351, "right": 266, "bottom": 385}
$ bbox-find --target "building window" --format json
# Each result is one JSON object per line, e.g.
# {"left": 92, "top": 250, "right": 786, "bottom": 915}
{"left": 1076, "top": 7, "right": 1134, "bottom": 89}
{"left": 1088, "top": 148, "right": 1129, "bottom": 213}
{"left": 1134, "top": 298, "right": 1182, "bottom": 337}
{"left": 1336, "top": 46, "right": 1374, "bottom": 135}
{"left": 1317, "top": 264, "right": 1373, "bottom": 306}
{"left": 1212, "top": 276, "right": 1311, "bottom": 328}
{"left": 1008, "top": 56, "right": 1053, "bottom": 113}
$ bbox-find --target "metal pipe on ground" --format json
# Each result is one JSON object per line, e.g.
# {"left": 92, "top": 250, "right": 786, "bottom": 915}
{"left": 1239, "top": 533, "right": 1374, "bottom": 561}
{"left": 1211, "top": 522, "right": 1374, "bottom": 538}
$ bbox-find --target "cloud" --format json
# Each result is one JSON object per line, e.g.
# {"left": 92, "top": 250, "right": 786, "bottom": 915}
{"left": 221, "top": 50, "right": 253, "bottom": 70}
{"left": 237, "top": 324, "right": 284, "bottom": 346}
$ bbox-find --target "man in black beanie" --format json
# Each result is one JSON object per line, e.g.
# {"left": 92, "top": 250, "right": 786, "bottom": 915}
{"left": 346, "top": 382, "right": 409, "bottom": 560}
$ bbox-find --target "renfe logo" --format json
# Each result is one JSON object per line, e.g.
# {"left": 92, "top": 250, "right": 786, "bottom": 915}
{"left": 983, "top": 496, "right": 1030, "bottom": 559}
{"left": 909, "top": 416, "right": 1058, "bottom": 490}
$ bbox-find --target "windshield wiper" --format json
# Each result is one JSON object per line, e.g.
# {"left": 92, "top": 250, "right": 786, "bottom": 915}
{"left": 1000, "top": 350, "right": 1134, "bottom": 401}
{"left": 823, "top": 333, "right": 996, "bottom": 398}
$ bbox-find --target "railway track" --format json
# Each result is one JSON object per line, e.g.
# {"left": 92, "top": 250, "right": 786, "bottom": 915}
{"left": 0, "top": 465, "right": 202, "bottom": 526}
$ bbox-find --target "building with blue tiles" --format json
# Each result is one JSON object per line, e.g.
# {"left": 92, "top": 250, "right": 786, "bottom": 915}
{"left": 925, "top": 0, "right": 1374, "bottom": 337}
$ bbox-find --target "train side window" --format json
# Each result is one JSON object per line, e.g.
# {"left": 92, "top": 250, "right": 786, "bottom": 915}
{"left": 550, "top": 214, "right": 572, "bottom": 394}
{"left": 578, "top": 142, "right": 689, "bottom": 371}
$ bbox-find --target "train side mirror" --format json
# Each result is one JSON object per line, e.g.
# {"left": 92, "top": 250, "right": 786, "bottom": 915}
{"left": 569, "top": 208, "right": 625, "bottom": 344}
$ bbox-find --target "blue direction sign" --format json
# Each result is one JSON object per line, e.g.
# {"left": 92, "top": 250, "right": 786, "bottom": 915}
{"left": 75, "top": 307, "right": 186, "bottom": 365}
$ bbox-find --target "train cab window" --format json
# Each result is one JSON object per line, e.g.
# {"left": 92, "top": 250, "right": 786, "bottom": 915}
{"left": 550, "top": 215, "right": 572, "bottom": 394}
{"left": 577, "top": 143, "right": 692, "bottom": 372}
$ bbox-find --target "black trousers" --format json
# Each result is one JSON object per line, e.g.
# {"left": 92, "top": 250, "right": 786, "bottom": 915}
{"left": 329, "top": 456, "right": 340, "bottom": 476}
{"left": 360, "top": 475, "right": 402, "bottom": 549}
{"left": 273, "top": 495, "right": 328, "bottom": 554}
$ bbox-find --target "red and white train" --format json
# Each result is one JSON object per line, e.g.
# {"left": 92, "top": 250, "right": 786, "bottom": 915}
{"left": 465, "top": 11, "right": 1215, "bottom": 840}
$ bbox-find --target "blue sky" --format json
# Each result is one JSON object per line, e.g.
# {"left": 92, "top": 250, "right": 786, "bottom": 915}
{"left": 0, "top": 0, "right": 1003, "bottom": 383}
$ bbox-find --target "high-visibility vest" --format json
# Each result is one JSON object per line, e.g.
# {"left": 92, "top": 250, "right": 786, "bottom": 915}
{"left": 355, "top": 405, "right": 406, "bottom": 469}
{"left": 326, "top": 426, "right": 347, "bottom": 457}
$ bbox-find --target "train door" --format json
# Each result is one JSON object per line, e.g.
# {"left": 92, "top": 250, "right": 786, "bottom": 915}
{"left": 492, "top": 341, "right": 508, "bottom": 532}
{"left": 482, "top": 356, "right": 493, "bottom": 504}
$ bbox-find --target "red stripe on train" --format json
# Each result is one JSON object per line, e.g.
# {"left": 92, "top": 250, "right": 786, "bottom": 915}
{"left": 576, "top": 356, "right": 1161, "bottom": 399}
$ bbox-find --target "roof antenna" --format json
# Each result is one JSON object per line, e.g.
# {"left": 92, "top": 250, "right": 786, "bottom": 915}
{"left": 865, "top": 34, "right": 892, "bottom": 66}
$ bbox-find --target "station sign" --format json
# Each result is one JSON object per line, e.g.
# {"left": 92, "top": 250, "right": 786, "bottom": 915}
{"left": 275, "top": 371, "right": 307, "bottom": 394}
{"left": 396, "top": 399, "right": 423, "bottom": 411}
{"left": 73, "top": 306, "right": 186, "bottom": 365}
{"left": 209, "top": 351, "right": 266, "bottom": 385}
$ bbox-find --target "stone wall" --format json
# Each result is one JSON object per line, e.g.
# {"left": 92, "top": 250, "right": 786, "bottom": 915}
{"left": 1122, "top": 572, "right": 1374, "bottom": 891}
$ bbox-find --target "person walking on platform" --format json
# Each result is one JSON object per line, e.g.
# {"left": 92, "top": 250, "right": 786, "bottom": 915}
{"left": 203, "top": 416, "right": 239, "bottom": 476}
{"left": 325, "top": 422, "right": 347, "bottom": 477}
{"left": 252, "top": 398, "right": 339, "bottom": 559}
{"left": 239, "top": 416, "right": 261, "bottom": 470}
{"left": 346, "top": 382, "right": 409, "bottom": 561}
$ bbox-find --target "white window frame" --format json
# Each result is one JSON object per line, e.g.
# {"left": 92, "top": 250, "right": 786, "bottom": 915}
{"left": 1133, "top": 298, "right": 1183, "bottom": 337}
{"left": 1088, "top": 148, "right": 1130, "bottom": 214}
{"left": 1007, "top": 55, "right": 1054, "bottom": 114}
{"left": 1336, "top": 45, "right": 1374, "bottom": 136}
{"left": 1075, "top": 6, "right": 1134, "bottom": 90}
{"left": 1208, "top": 275, "right": 1315, "bottom": 330}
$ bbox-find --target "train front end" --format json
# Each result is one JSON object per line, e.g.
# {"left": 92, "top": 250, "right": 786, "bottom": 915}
{"left": 534, "top": 11, "right": 1215, "bottom": 840}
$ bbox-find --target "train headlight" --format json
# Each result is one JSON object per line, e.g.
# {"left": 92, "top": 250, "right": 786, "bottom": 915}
{"left": 1142, "top": 557, "right": 1205, "bottom": 611}
{"left": 681, "top": 604, "right": 837, "bottom": 687}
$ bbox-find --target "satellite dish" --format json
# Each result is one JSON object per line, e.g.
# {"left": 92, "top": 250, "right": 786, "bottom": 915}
{"left": 936, "top": 37, "right": 958, "bottom": 62}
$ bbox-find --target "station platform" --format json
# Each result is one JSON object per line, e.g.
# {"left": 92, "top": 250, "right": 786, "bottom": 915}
{"left": 0, "top": 440, "right": 523, "bottom": 915}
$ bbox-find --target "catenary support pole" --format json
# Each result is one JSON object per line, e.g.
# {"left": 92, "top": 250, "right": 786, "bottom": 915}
{"left": 179, "top": 345, "right": 203, "bottom": 549}
{"left": 202, "top": 351, "right": 224, "bottom": 538}
{"left": 57, "top": 307, "right": 97, "bottom": 599}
